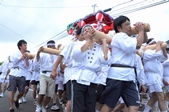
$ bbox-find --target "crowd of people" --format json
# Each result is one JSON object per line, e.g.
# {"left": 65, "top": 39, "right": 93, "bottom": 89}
{"left": 0, "top": 15, "right": 169, "bottom": 112}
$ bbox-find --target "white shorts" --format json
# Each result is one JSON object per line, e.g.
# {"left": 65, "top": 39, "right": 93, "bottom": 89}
{"left": 58, "top": 81, "right": 64, "bottom": 90}
{"left": 149, "top": 84, "right": 163, "bottom": 93}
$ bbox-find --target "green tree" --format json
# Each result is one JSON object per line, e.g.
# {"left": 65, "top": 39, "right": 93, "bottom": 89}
{"left": 0, "top": 62, "right": 3, "bottom": 66}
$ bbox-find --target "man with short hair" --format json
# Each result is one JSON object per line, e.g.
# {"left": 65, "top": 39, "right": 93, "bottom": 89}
{"left": 8, "top": 39, "right": 29, "bottom": 112}
{"left": 99, "top": 15, "right": 145, "bottom": 112}
{"left": 35, "top": 40, "right": 59, "bottom": 112}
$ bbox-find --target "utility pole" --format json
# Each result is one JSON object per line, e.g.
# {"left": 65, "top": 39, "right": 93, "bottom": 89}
{"left": 92, "top": 4, "right": 97, "bottom": 13}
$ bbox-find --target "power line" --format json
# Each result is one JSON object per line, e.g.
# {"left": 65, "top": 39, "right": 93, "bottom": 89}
{"left": 0, "top": 23, "right": 36, "bottom": 45}
{"left": 0, "top": 1, "right": 61, "bottom": 32}
{"left": 111, "top": 0, "right": 169, "bottom": 18}
{"left": 109, "top": 0, "right": 147, "bottom": 14}
{"left": 0, "top": 3, "right": 90, "bottom": 9}
{"left": 30, "top": 29, "right": 68, "bottom": 52}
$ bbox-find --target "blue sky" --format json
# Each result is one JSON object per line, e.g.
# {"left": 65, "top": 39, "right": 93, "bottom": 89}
{"left": 0, "top": 0, "right": 169, "bottom": 62}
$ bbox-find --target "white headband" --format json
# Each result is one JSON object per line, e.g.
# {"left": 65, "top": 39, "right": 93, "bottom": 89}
{"left": 81, "top": 24, "right": 94, "bottom": 35}
{"left": 147, "top": 39, "right": 156, "bottom": 45}
{"left": 47, "top": 43, "right": 55, "bottom": 46}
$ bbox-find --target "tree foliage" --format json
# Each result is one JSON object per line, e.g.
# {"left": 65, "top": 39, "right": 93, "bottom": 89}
{"left": 0, "top": 62, "right": 3, "bottom": 66}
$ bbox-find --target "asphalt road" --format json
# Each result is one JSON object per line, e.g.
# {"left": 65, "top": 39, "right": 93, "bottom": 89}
{"left": 0, "top": 85, "right": 149, "bottom": 112}
{"left": 0, "top": 87, "right": 63, "bottom": 112}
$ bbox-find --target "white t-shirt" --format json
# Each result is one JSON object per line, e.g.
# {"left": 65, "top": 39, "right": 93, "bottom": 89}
{"left": 60, "top": 41, "right": 78, "bottom": 84}
{"left": 9, "top": 50, "right": 27, "bottom": 77}
{"left": 31, "top": 57, "right": 40, "bottom": 81}
{"left": 25, "top": 59, "right": 33, "bottom": 80}
{"left": 108, "top": 32, "right": 137, "bottom": 81}
{"left": 135, "top": 54, "right": 147, "bottom": 85}
{"left": 35, "top": 52, "right": 58, "bottom": 77}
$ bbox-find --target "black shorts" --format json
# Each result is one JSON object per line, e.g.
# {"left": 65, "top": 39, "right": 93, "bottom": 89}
{"left": 66, "top": 80, "right": 71, "bottom": 100}
{"left": 72, "top": 80, "right": 97, "bottom": 112}
{"left": 63, "top": 84, "right": 66, "bottom": 91}
{"left": 31, "top": 80, "right": 39, "bottom": 85}
{"left": 96, "top": 84, "right": 106, "bottom": 102}
{"left": 7, "top": 75, "right": 26, "bottom": 93}
{"left": 55, "top": 84, "right": 58, "bottom": 93}
{"left": 99, "top": 78, "right": 140, "bottom": 108}
{"left": 25, "top": 80, "right": 30, "bottom": 87}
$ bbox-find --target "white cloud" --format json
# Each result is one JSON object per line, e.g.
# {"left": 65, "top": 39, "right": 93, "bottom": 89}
{"left": 0, "top": 0, "right": 169, "bottom": 62}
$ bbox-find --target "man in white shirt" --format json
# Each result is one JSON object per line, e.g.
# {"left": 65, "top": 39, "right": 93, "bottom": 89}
{"left": 31, "top": 57, "right": 40, "bottom": 105}
{"left": 19, "top": 50, "right": 33, "bottom": 103}
{"left": 51, "top": 28, "right": 84, "bottom": 112}
{"left": 99, "top": 15, "right": 145, "bottom": 112}
{"left": 7, "top": 39, "right": 29, "bottom": 112}
{"left": 143, "top": 38, "right": 168, "bottom": 112}
{"left": 70, "top": 25, "right": 109, "bottom": 112}
{"left": 0, "top": 56, "right": 11, "bottom": 98}
{"left": 35, "top": 40, "right": 58, "bottom": 112}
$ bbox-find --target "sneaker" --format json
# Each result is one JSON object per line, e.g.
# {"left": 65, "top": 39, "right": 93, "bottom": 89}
{"left": 45, "top": 105, "right": 48, "bottom": 109}
{"left": 0, "top": 92, "right": 2, "bottom": 97}
{"left": 35, "top": 105, "right": 41, "bottom": 112}
{"left": 0, "top": 93, "right": 4, "bottom": 97}
{"left": 64, "top": 107, "right": 67, "bottom": 112}
{"left": 41, "top": 106, "right": 46, "bottom": 112}
{"left": 62, "top": 104, "right": 66, "bottom": 112}
{"left": 51, "top": 105, "right": 60, "bottom": 111}
{"left": 22, "top": 97, "right": 26, "bottom": 103}
{"left": 33, "top": 100, "right": 38, "bottom": 105}
{"left": 18, "top": 98, "right": 22, "bottom": 104}
{"left": 9, "top": 108, "right": 15, "bottom": 112}
{"left": 59, "top": 98, "right": 63, "bottom": 104}
{"left": 14, "top": 100, "right": 19, "bottom": 108}
{"left": 36, "top": 94, "right": 38, "bottom": 99}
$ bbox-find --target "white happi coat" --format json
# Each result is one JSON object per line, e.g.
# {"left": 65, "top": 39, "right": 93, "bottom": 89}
{"left": 94, "top": 63, "right": 109, "bottom": 85}
{"left": 60, "top": 41, "right": 84, "bottom": 84}
{"left": 143, "top": 49, "right": 164, "bottom": 86}
{"left": 162, "top": 59, "right": 169, "bottom": 83}
{"left": 71, "top": 41, "right": 108, "bottom": 86}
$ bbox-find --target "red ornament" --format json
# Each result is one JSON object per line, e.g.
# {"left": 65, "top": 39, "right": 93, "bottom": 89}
{"left": 96, "top": 13, "right": 104, "bottom": 21}
{"left": 68, "top": 28, "right": 73, "bottom": 34}
{"left": 78, "top": 20, "right": 86, "bottom": 27}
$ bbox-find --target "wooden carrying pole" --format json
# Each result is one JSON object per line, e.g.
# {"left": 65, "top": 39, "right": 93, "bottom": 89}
{"left": 131, "top": 23, "right": 150, "bottom": 35}
{"left": 142, "top": 43, "right": 167, "bottom": 51}
{"left": 93, "top": 30, "right": 112, "bottom": 43}
{"left": 26, "top": 53, "right": 36, "bottom": 59}
{"left": 92, "top": 23, "right": 150, "bottom": 43}
{"left": 41, "top": 47, "right": 61, "bottom": 55}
